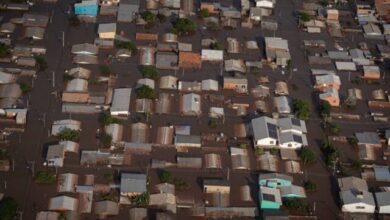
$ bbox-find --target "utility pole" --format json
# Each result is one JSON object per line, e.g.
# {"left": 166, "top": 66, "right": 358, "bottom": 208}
{"left": 62, "top": 31, "right": 65, "bottom": 48}
{"left": 52, "top": 71, "right": 55, "bottom": 88}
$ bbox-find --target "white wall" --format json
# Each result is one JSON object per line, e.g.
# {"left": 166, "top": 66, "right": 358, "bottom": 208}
{"left": 342, "top": 203, "right": 375, "bottom": 213}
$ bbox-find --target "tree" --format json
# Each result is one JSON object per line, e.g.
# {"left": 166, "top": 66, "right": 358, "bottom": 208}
{"left": 239, "top": 143, "right": 247, "bottom": 149}
{"left": 328, "top": 123, "right": 341, "bottom": 135}
{"left": 35, "top": 56, "right": 48, "bottom": 71}
{"left": 348, "top": 136, "right": 358, "bottom": 148}
{"left": 157, "top": 14, "right": 166, "bottom": 23}
{"left": 300, "top": 148, "right": 316, "bottom": 165}
{"left": 103, "top": 173, "right": 114, "bottom": 182}
{"left": 136, "top": 85, "right": 156, "bottom": 99}
{"left": 159, "top": 170, "right": 173, "bottom": 183}
{"left": 131, "top": 192, "right": 150, "bottom": 205}
{"left": 0, "top": 43, "right": 10, "bottom": 58}
{"left": 116, "top": 41, "right": 138, "bottom": 54}
{"left": 173, "top": 178, "right": 190, "bottom": 191}
{"left": 141, "top": 11, "right": 157, "bottom": 25}
{"left": 101, "top": 134, "right": 113, "bottom": 148}
{"left": 19, "top": 83, "right": 32, "bottom": 94}
{"left": 172, "top": 18, "right": 197, "bottom": 36}
{"left": 209, "top": 42, "right": 224, "bottom": 50}
{"left": 69, "top": 15, "right": 80, "bottom": 26}
{"left": 100, "top": 65, "right": 112, "bottom": 76}
{"left": 141, "top": 66, "right": 159, "bottom": 79}
{"left": 63, "top": 74, "right": 75, "bottom": 82}
{"left": 320, "top": 101, "right": 331, "bottom": 118}
{"left": 304, "top": 180, "right": 317, "bottom": 192}
{"left": 208, "top": 118, "right": 218, "bottom": 128}
{"left": 206, "top": 21, "right": 220, "bottom": 31}
{"left": 255, "top": 147, "right": 264, "bottom": 156}
{"left": 351, "top": 159, "right": 362, "bottom": 170}
{"left": 283, "top": 198, "right": 310, "bottom": 214}
{"left": 0, "top": 197, "right": 18, "bottom": 220}
{"left": 292, "top": 98, "right": 311, "bottom": 120}
{"left": 299, "top": 12, "right": 311, "bottom": 22}
{"left": 198, "top": 8, "right": 210, "bottom": 18}
{"left": 35, "top": 172, "right": 56, "bottom": 184}
{"left": 58, "top": 128, "right": 80, "bottom": 141}
{"left": 100, "top": 113, "right": 122, "bottom": 125}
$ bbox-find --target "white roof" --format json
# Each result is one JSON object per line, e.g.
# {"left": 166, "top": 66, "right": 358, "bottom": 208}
{"left": 315, "top": 74, "right": 341, "bottom": 85}
{"left": 65, "top": 78, "right": 88, "bottom": 92}
{"left": 51, "top": 119, "right": 81, "bottom": 135}
{"left": 182, "top": 93, "right": 201, "bottom": 114}
{"left": 201, "top": 49, "right": 224, "bottom": 61}
{"left": 49, "top": 196, "right": 78, "bottom": 211}
{"left": 98, "top": 23, "right": 116, "bottom": 33}
{"left": 335, "top": 61, "right": 357, "bottom": 71}
{"left": 265, "top": 37, "right": 289, "bottom": 50}
{"left": 201, "top": 79, "right": 218, "bottom": 91}
{"left": 110, "top": 88, "right": 131, "bottom": 115}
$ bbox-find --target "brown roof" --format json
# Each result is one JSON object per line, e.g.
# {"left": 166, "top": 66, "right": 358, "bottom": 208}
{"left": 179, "top": 52, "right": 201, "bottom": 68}
{"left": 136, "top": 33, "right": 158, "bottom": 41}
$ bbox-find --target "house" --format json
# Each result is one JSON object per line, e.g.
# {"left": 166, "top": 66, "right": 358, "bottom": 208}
{"left": 340, "top": 190, "right": 375, "bottom": 213}
{"left": 178, "top": 52, "right": 201, "bottom": 69}
{"left": 201, "top": 79, "right": 218, "bottom": 91}
{"left": 279, "top": 185, "right": 306, "bottom": 198}
{"left": 65, "top": 78, "right": 88, "bottom": 92}
{"left": 335, "top": 62, "right": 357, "bottom": 71}
{"left": 66, "top": 67, "right": 91, "bottom": 79}
{"left": 256, "top": 0, "right": 274, "bottom": 8}
{"left": 201, "top": 49, "right": 224, "bottom": 62}
{"left": 94, "top": 201, "right": 119, "bottom": 218}
{"left": 136, "top": 33, "right": 158, "bottom": 42}
{"left": 117, "top": 0, "right": 140, "bottom": 22}
{"left": 203, "top": 179, "right": 230, "bottom": 194}
{"left": 223, "top": 77, "right": 248, "bottom": 94}
{"left": 51, "top": 119, "right": 81, "bottom": 136}
{"left": 74, "top": 0, "right": 99, "bottom": 16}
{"left": 278, "top": 132, "right": 308, "bottom": 149}
{"left": 0, "top": 22, "right": 16, "bottom": 34}
{"left": 327, "top": 9, "right": 339, "bottom": 21}
{"left": 386, "top": 129, "right": 390, "bottom": 146}
{"left": 264, "top": 37, "right": 291, "bottom": 67}
{"left": 110, "top": 88, "right": 131, "bottom": 116}
{"left": 355, "top": 132, "right": 381, "bottom": 147}
{"left": 98, "top": 23, "right": 116, "bottom": 39}
{"left": 24, "top": 27, "right": 45, "bottom": 40}
{"left": 314, "top": 74, "right": 341, "bottom": 91}
{"left": 155, "top": 52, "right": 178, "bottom": 70}
{"left": 71, "top": 43, "right": 98, "bottom": 55}
{"left": 252, "top": 116, "right": 279, "bottom": 147}
{"left": 57, "top": 173, "right": 79, "bottom": 193}
{"left": 278, "top": 117, "right": 307, "bottom": 134}
{"left": 48, "top": 196, "right": 78, "bottom": 211}
{"left": 104, "top": 123, "right": 123, "bottom": 143}
{"left": 274, "top": 96, "right": 291, "bottom": 114}
{"left": 159, "top": 75, "right": 178, "bottom": 90}
{"left": 259, "top": 173, "right": 293, "bottom": 188}
{"left": 363, "top": 23, "right": 382, "bottom": 36}
{"left": 0, "top": 72, "right": 17, "bottom": 84}
{"left": 139, "top": 47, "right": 155, "bottom": 66}
{"left": 274, "top": 81, "right": 289, "bottom": 96}
{"left": 338, "top": 177, "right": 368, "bottom": 192}
{"left": 226, "top": 38, "right": 240, "bottom": 53}
{"left": 319, "top": 88, "right": 340, "bottom": 107}
{"left": 250, "top": 7, "right": 263, "bottom": 21}
{"left": 46, "top": 141, "right": 79, "bottom": 167}
{"left": 174, "top": 135, "right": 201, "bottom": 148}
{"left": 180, "top": 93, "right": 201, "bottom": 115}
{"left": 375, "top": 192, "right": 390, "bottom": 214}
{"left": 259, "top": 186, "right": 282, "bottom": 210}
{"left": 120, "top": 173, "right": 147, "bottom": 198}
{"left": 130, "top": 122, "right": 148, "bottom": 143}
{"left": 362, "top": 65, "right": 380, "bottom": 80}
{"left": 36, "top": 212, "right": 60, "bottom": 220}
{"left": 73, "top": 54, "right": 98, "bottom": 64}
{"left": 224, "top": 59, "right": 246, "bottom": 73}
{"left": 375, "top": 0, "right": 390, "bottom": 21}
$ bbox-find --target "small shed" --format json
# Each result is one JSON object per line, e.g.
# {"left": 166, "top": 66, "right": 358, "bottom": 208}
{"left": 156, "top": 126, "right": 174, "bottom": 145}
{"left": 204, "top": 153, "right": 222, "bottom": 169}
{"left": 159, "top": 76, "right": 178, "bottom": 90}
{"left": 130, "top": 122, "right": 148, "bottom": 143}
{"left": 274, "top": 81, "right": 289, "bottom": 96}
{"left": 180, "top": 93, "right": 201, "bottom": 116}
{"left": 178, "top": 52, "right": 201, "bottom": 69}
{"left": 94, "top": 200, "right": 119, "bottom": 218}
{"left": 98, "top": 23, "right": 116, "bottom": 39}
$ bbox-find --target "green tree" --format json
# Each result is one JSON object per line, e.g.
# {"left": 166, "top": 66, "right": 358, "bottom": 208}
{"left": 19, "top": 83, "right": 32, "bottom": 94}
{"left": 141, "top": 11, "right": 157, "bottom": 25}
{"left": 239, "top": 143, "right": 247, "bottom": 149}
{"left": 100, "top": 65, "right": 112, "bottom": 76}
{"left": 35, "top": 172, "right": 56, "bottom": 184}
{"left": 131, "top": 192, "right": 150, "bottom": 205}
{"left": 300, "top": 148, "right": 316, "bottom": 165}
{"left": 69, "top": 15, "right": 80, "bottom": 26}
{"left": 0, "top": 197, "right": 18, "bottom": 220}
{"left": 283, "top": 198, "right": 310, "bottom": 214}
{"left": 320, "top": 101, "right": 331, "bottom": 118}
{"left": 103, "top": 173, "right": 114, "bottom": 182}
{"left": 35, "top": 56, "right": 48, "bottom": 71}
{"left": 209, "top": 42, "right": 224, "bottom": 50}
{"left": 101, "top": 134, "right": 113, "bottom": 148}
{"left": 136, "top": 85, "right": 156, "bottom": 99}
{"left": 173, "top": 178, "right": 190, "bottom": 191}
{"left": 292, "top": 98, "right": 311, "bottom": 120}
{"left": 351, "top": 159, "right": 362, "bottom": 170}
{"left": 100, "top": 113, "right": 122, "bottom": 125}
{"left": 208, "top": 118, "right": 218, "bottom": 128}
{"left": 304, "top": 180, "right": 317, "bottom": 192}
{"left": 348, "top": 136, "right": 358, "bottom": 148}
{"left": 141, "top": 66, "right": 159, "bottom": 79}
{"left": 328, "top": 123, "right": 341, "bottom": 135}
{"left": 157, "top": 14, "right": 166, "bottom": 23}
{"left": 198, "top": 8, "right": 210, "bottom": 18}
{"left": 58, "top": 128, "right": 80, "bottom": 141}
{"left": 63, "top": 74, "right": 75, "bottom": 83}
{"left": 0, "top": 43, "right": 10, "bottom": 58}
{"left": 255, "top": 147, "right": 264, "bottom": 156}
{"left": 116, "top": 41, "right": 137, "bottom": 54}
{"left": 172, "top": 18, "right": 197, "bottom": 36}
{"left": 159, "top": 170, "right": 173, "bottom": 183}
{"left": 299, "top": 12, "right": 311, "bottom": 22}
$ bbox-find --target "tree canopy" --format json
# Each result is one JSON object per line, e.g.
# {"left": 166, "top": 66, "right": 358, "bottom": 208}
{"left": 172, "top": 18, "right": 197, "bottom": 36}
{"left": 292, "top": 98, "right": 311, "bottom": 120}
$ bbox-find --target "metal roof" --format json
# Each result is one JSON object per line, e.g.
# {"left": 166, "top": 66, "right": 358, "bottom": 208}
{"left": 120, "top": 173, "right": 147, "bottom": 193}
